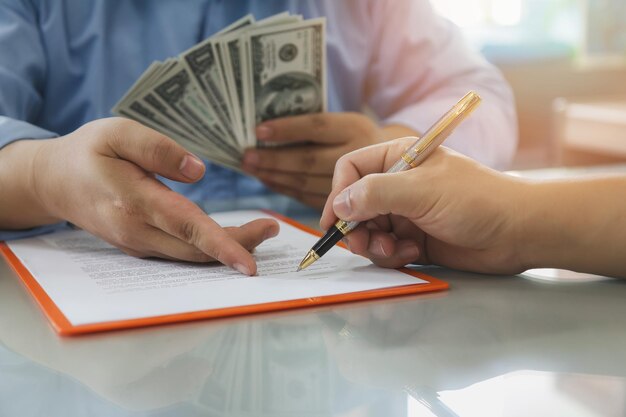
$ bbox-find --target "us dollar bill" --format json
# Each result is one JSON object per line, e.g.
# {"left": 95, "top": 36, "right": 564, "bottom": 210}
{"left": 151, "top": 62, "right": 240, "bottom": 160}
{"left": 245, "top": 18, "right": 326, "bottom": 145}
{"left": 182, "top": 41, "right": 236, "bottom": 138}
{"left": 113, "top": 62, "right": 211, "bottom": 152}
{"left": 181, "top": 15, "right": 256, "bottom": 148}
{"left": 221, "top": 13, "right": 303, "bottom": 148}
{"left": 111, "top": 13, "right": 326, "bottom": 172}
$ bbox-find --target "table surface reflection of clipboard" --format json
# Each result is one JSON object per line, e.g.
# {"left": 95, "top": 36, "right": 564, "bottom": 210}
{"left": 0, "top": 210, "right": 448, "bottom": 336}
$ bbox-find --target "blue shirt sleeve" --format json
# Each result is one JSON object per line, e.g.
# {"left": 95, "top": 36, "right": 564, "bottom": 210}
{"left": 0, "top": 223, "right": 69, "bottom": 242}
{"left": 0, "top": 0, "right": 60, "bottom": 240}
{"left": 0, "top": 0, "right": 59, "bottom": 149}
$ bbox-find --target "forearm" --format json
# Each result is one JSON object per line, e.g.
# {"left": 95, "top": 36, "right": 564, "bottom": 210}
{"left": 367, "top": 1, "right": 517, "bottom": 170}
{"left": 0, "top": 139, "right": 61, "bottom": 229}
{"left": 521, "top": 177, "right": 626, "bottom": 278}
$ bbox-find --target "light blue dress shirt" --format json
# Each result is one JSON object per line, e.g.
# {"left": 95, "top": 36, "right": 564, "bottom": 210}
{"left": 0, "top": 0, "right": 517, "bottom": 240}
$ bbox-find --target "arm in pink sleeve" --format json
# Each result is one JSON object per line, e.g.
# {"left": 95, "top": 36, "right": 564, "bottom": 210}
{"left": 365, "top": 0, "right": 518, "bottom": 169}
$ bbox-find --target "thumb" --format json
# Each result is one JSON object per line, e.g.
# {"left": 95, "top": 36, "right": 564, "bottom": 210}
{"left": 332, "top": 171, "right": 425, "bottom": 221}
{"left": 106, "top": 119, "right": 206, "bottom": 183}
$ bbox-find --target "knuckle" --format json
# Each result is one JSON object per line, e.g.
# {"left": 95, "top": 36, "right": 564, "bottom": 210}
{"left": 310, "top": 113, "right": 329, "bottom": 131}
{"left": 301, "top": 152, "right": 316, "bottom": 170}
{"left": 291, "top": 174, "right": 307, "bottom": 188}
{"left": 190, "top": 251, "right": 213, "bottom": 263}
{"left": 360, "top": 175, "right": 382, "bottom": 207}
{"left": 334, "top": 154, "right": 354, "bottom": 178}
{"left": 145, "top": 135, "right": 175, "bottom": 167}
{"left": 359, "top": 179, "right": 373, "bottom": 204}
{"left": 107, "top": 198, "right": 144, "bottom": 247}
{"left": 106, "top": 118, "right": 136, "bottom": 144}
{"left": 176, "top": 219, "right": 198, "bottom": 244}
{"left": 335, "top": 153, "right": 349, "bottom": 170}
{"left": 258, "top": 152, "right": 273, "bottom": 169}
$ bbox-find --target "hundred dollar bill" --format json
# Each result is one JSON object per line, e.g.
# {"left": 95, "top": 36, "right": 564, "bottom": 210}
{"left": 181, "top": 41, "right": 239, "bottom": 144}
{"left": 138, "top": 60, "right": 203, "bottom": 138}
{"left": 113, "top": 61, "right": 208, "bottom": 147}
{"left": 181, "top": 14, "right": 256, "bottom": 148}
{"left": 118, "top": 94, "right": 240, "bottom": 169}
{"left": 120, "top": 61, "right": 214, "bottom": 146}
{"left": 244, "top": 18, "right": 326, "bottom": 145}
{"left": 151, "top": 61, "right": 240, "bottom": 160}
{"left": 111, "top": 12, "right": 326, "bottom": 173}
{"left": 221, "top": 13, "right": 303, "bottom": 148}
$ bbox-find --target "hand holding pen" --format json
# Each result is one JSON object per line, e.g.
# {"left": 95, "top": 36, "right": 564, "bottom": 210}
{"left": 298, "top": 92, "right": 482, "bottom": 271}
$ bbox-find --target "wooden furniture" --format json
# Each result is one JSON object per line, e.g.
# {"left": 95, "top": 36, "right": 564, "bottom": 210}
{"left": 552, "top": 96, "right": 626, "bottom": 166}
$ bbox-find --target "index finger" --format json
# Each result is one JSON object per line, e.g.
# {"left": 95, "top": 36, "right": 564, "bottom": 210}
{"left": 320, "top": 137, "right": 417, "bottom": 229}
{"left": 256, "top": 112, "right": 375, "bottom": 145}
{"left": 146, "top": 188, "right": 278, "bottom": 275}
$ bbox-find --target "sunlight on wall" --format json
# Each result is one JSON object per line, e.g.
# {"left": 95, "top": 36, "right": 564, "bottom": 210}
{"left": 492, "top": 0, "right": 523, "bottom": 26}
{"left": 430, "top": 0, "right": 582, "bottom": 61}
{"left": 431, "top": 0, "right": 522, "bottom": 28}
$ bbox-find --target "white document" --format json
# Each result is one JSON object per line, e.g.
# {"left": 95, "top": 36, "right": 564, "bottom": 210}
{"left": 7, "top": 210, "right": 426, "bottom": 326}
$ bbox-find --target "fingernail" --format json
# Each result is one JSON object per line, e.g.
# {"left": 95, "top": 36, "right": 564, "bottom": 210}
{"left": 179, "top": 154, "right": 205, "bottom": 180}
{"left": 333, "top": 189, "right": 352, "bottom": 217}
{"left": 399, "top": 245, "right": 420, "bottom": 261}
{"left": 233, "top": 263, "right": 252, "bottom": 276}
{"left": 242, "top": 151, "right": 260, "bottom": 168}
{"left": 255, "top": 125, "right": 273, "bottom": 141}
{"left": 369, "top": 240, "right": 387, "bottom": 257}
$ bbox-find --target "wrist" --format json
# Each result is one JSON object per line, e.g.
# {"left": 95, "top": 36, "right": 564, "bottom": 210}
{"left": 515, "top": 180, "right": 581, "bottom": 271}
{"left": 30, "top": 137, "right": 67, "bottom": 221}
{"left": 0, "top": 139, "right": 63, "bottom": 228}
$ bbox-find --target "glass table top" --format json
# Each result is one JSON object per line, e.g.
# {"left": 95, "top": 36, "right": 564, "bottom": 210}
{"left": 1, "top": 259, "right": 625, "bottom": 417}
{"left": 3, "top": 168, "right": 626, "bottom": 417}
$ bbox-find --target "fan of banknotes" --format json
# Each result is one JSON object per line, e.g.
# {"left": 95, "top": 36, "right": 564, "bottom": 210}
{"left": 112, "top": 13, "right": 326, "bottom": 172}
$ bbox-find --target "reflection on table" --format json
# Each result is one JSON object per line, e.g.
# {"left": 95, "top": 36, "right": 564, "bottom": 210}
{"left": 2, "top": 255, "right": 626, "bottom": 416}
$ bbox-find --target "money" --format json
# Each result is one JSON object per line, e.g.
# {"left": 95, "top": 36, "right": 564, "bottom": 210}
{"left": 112, "top": 13, "right": 326, "bottom": 172}
{"left": 246, "top": 18, "right": 326, "bottom": 145}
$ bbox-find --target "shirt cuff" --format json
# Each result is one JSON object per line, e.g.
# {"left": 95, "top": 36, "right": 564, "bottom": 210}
{"left": 0, "top": 116, "right": 58, "bottom": 149}
{"left": 0, "top": 222, "right": 70, "bottom": 242}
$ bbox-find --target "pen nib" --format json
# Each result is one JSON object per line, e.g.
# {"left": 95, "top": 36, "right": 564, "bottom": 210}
{"left": 297, "top": 250, "right": 319, "bottom": 272}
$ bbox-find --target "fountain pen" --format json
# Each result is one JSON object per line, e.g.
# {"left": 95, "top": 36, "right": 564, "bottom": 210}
{"left": 296, "top": 91, "right": 482, "bottom": 271}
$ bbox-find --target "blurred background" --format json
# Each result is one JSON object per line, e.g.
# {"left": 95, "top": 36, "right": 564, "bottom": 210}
{"left": 431, "top": 0, "right": 626, "bottom": 169}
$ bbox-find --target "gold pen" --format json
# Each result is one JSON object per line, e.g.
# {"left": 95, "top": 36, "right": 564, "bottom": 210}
{"left": 297, "top": 91, "right": 482, "bottom": 271}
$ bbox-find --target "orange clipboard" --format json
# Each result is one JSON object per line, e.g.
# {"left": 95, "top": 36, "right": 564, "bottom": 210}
{"left": 0, "top": 211, "right": 448, "bottom": 336}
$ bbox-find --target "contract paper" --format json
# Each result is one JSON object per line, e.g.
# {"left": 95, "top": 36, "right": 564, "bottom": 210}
{"left": 6, "top": 211, "right": 426, "bottom": 326}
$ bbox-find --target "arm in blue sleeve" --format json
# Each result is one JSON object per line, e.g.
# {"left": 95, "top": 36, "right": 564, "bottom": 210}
{"left": 0, "top": 0, "right": 63, "bottom": 239}
{"left": 0, "top": 0, "right": 58, "bottom": 148}
{"left": 0, "top": 223, "right": 70, "bottom": 242}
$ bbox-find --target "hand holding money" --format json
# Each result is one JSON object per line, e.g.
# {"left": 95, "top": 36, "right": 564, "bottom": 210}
{"left": 33, "top": 118, "right": 279, "bottom": 275}
{"left": 112, "top": 13, "right": 327, "bottom": 174}
{"left": 241, "top": 112, "right": 385, "bottom": 208}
